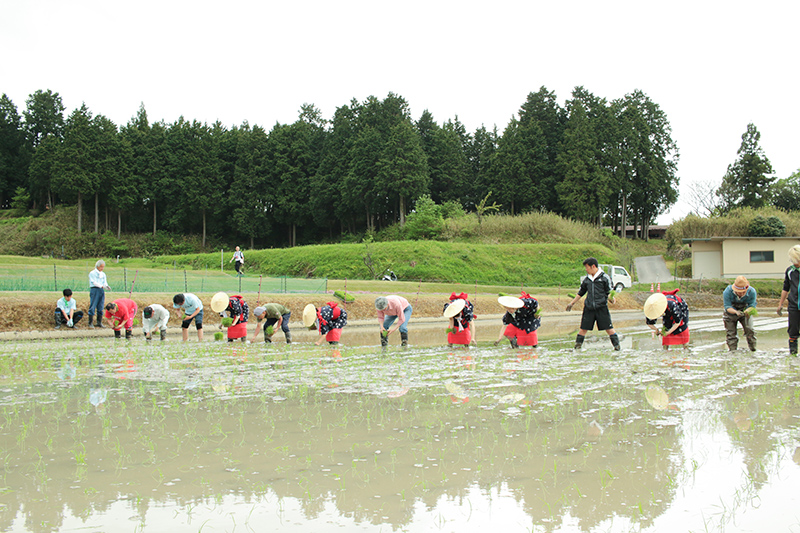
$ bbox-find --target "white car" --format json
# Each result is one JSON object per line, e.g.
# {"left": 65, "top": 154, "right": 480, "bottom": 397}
{"left": 581, "top": 264, "right": 633, "bottom": 292}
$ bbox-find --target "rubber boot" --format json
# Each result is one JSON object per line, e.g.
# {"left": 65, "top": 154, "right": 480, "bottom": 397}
{"left": 114, "top": 330, "right": 121, "bottom": 339}
{"left": 55, "top": 314, "right": 62, "bottom": 329}
{"left": 610, "top": 333, "right": 621, "bottom": 351}
{"left": 509, "top": 336, "right": 519, "bottom": 349}
{"left": 380, "top": 334, "right": 388, "bottom": 347}
{"left": 727, "top": 341, "right": 738, "bottom": 352}
{"left": 790, "top": 338, "right": 798, "bottom": 356}
{"left": 96, "top": 315, "right": 104, "bottom": 328}
{"left": 160, "top": 329, "right": 167, "bottom": 341}
{"left": 125, "top": 329, "right": 132, "bottom": 339}
{"left": 574, "top": 334, "right": 585, "bottom": 350}
{"left": 400, "top": 332, "right": 408, "bottom": 347}
{"left": 329, "top": 341, "right": 339, "bottom": 345}
{"left": 748, "top": 340, "right": 756, "bottom": 352}
{"left": 264, "top": 336, "right": 273, "bottom": 344}
{"left": 88, "top": 315, "right": 94, "bottom": 329}
{"left": 284, "top": 331, "right": 292, "bottom": 344}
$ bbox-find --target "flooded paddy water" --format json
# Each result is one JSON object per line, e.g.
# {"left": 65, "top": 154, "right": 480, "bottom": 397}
{"left": 2, "top": 311, "right": 800, "bottom": 532}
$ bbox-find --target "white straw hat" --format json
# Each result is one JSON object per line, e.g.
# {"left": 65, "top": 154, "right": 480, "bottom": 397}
{"left": 443, "top": 299, "right": 466, "bottom": 318}
{"left": 498, "top": 296, "right": 524, "bottom": 309}
{"left": 643, "top": 293, "right": 668, "bottom": 320}
{"left": 210, "top": 292, "right": 229, "bottom": 313}
{"left": 302, "top": 304, "right": 317, "bottom": 327}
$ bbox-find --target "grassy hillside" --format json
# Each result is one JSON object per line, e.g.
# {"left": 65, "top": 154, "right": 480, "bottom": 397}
{"left": 156, "top": 241, "right": 618, "bottom": 286}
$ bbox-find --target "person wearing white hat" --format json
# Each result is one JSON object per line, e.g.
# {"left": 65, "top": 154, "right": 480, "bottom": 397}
{"left": 305, "top": 302, "right": 348, "bottom": 345}
{"left": 250, "top": 303, "right": 292, "bottom": 343}
{"left": 565, "top": 257, "right": 620, "bottom": 351}
{"left": 495, "top": 292, "right": 540, "bottom": 348}
{"left": 777, "top": 245, "right": 800, "bottom": 355}
{"left": 723, "top": 275, "right": 757, "bottom": 351}
{"left": 644, "top": 290, "right": 690, "bottom": 350}
{"left": 443, "top": 292, "right": 476, "bottom": 346}
{"left": 221, "top": 294, "right": 249, "bottom": 342}
{"left": 173, "top": 293, "right": 204, "bottom": 342}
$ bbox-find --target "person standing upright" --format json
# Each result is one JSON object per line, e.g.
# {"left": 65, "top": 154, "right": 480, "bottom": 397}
{"left": 565, "top": 257, "right": 620, "bottom": 351}
{"left": 88, "top": 260, "right": 110, "bottom": 328}
{"left": 230, "top": 246, "right": 244, "bottom": 275}
{"left": 777, "top": 245, "right": 800, "bottom": 355}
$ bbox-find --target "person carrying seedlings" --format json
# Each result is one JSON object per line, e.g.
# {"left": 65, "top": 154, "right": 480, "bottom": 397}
{"left": 173, "top": 293, "right": 204, "bottom": 342}
{"left": 104, "top": 298, "right": 138, "bottom": 339}
{"left": 777, "top": 245, "right": 800, "bottom": 355}
{"left": 142, "top": 304, "right": 170, "bottom": 341}
{"left": 644, "top": 290, "right": 690, "bottom": 350}
{"left": 251, "top": 303, "right": 292, "bottom": 343}
{"left": 722, "top": 275, "right": 757, "bottom": 351}
{"left": 219, "top": 294, "right": 249, "bottom": 342}
{"left": 88, "top": 260, "right": 111, "bottom": 328}
{"left": 54, "top": 288, "right": 83, "bottom": 329}
{"left": 229, "top": 246, "right": 244, "bottom": 275}
{"left": 565, "top": 257, "right": 621, "bottom": 351}
{"left": 443, "top": 292, "right": 477, "bottom": 346}
{"left": 305, "top": 302, "right": 348, "bottom": 345}
{"left": 495, "top": 293, "right": 540, "bottom": 348}
{"left": 375, "top": 295, "right": 413, "bottom": 347}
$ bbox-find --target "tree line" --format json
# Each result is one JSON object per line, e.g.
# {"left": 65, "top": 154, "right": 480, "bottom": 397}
{"left": 0, "top": 87, "right": 680, "bottom": 248}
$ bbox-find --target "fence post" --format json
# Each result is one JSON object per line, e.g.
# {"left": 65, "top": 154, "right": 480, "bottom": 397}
{"left": 124, "top": 268, "right": 127, "bottom": 292}
{"left": 238, "top": 273, "right": 241, "bottom": 293}
{"left": 54, "top": 264, "right": 57, "bottom": 292}
{"left": 221, "top": 249, "right": 224, "bottom": 272}
{"left": 184, "top": 269, "right": 188, "bottom": 292}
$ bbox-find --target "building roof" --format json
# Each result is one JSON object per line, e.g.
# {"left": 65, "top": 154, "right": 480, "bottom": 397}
{"left": 683, "top": 236, "right": 800, "bottom": 243}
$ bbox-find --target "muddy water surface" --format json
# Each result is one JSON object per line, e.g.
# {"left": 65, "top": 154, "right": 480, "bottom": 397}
{"left": 2, "top": 312, "right": 800, "bottom": 532}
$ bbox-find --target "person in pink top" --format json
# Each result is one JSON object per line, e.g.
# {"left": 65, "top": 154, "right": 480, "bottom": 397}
{"left": 104, "top": 298, "right": 138, "bottom": 339}
{"left": 375, "top": 295, "right": 413, "bottom": 347}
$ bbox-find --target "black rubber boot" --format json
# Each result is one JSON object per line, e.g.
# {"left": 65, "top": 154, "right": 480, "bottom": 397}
{"left": 381, "top": 334, "right": 388, "bottom": 347}
{"left": 509, "top": 336, "right": 519, "bottom": 349}
{"left": 96, "top": 316, "right": 104, "bottom": 328}
{"left": 284, "top": 331, "right": 292, "bottom": 344}
{"left": 329, "top": 341, "right": 339, "bottom": 345}
{"left": 160, "top": 329, "right": 167, "bottom": 341}
{"left": 610, "top": 333, "right": 621, "bottom": 351}
{"left": 114, "top": 330, "right": 121, "bottom": 339}
{"left": 400, "top": 332, "right": 408, "bottom": 347}
{"left": 574, "top": 334, "right": 585, "bottom": 350}
{"left": 125, "top": 329, "right": 132, "bottom": 339}
{"left": 55, "top": 315, "right": 62, "bottom": 329}
{"left": 790, "top": 338, "right": 798, "bottom": 356}
{"left": 88, "top": 316, "right": 94, "bottom": 329}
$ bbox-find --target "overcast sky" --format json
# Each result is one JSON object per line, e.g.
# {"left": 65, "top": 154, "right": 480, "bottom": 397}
{"left": 4, "top": 0, "right": 798, "bottom": 224}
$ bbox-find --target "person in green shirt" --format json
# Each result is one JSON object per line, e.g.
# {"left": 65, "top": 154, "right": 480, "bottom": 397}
{"left": 250, "top": 303, "right": 292, "bottom": 343}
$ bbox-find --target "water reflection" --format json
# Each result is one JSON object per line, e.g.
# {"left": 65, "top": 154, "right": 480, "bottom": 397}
{"left": 1, "top": 318, "right": 800, "bottom": 532}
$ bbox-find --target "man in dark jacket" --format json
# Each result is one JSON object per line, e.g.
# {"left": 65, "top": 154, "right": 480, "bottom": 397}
{"left": 565, "top": 257, "right": 621, "bottom": 351}
{"left": 777, "top": 245, "right": 800, "bottom": 355}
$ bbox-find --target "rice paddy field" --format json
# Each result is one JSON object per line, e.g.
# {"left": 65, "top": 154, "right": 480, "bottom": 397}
{"left": 2, "top": 311, "right": 800, "bottom": 532}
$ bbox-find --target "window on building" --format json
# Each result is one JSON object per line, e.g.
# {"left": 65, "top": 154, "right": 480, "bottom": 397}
{"left": 750, "top": 251, "right": 775, "bottom": 263}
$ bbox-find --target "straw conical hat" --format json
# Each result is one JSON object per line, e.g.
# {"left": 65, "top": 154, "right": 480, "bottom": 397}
{"left": 498, "top": 296, "right": 524, "bottom": 309}
{"left": 644, "top": 292, "right": 668, "bottom": 320}
{"left": 211, "top": 292, "right": 229, "bottom": 313}
{"left": 302, "top": 304, "right": 317, "bottom": 327}
{"left": 443, "top": 299, "right": 466, "bottom": 318}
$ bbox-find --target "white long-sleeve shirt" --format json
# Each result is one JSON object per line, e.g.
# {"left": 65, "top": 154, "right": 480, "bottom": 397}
{"left": 89, "top": 268, "right": 108, "bottom": 289}
{"left": 142, "top": 304, "right": 170, "bottom": 333}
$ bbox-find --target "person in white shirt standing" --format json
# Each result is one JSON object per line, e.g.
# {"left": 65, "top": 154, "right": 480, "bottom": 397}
{"left": 142, "top": 304, "right": 170, "bottom": 341}
{"left": 88, "top": 260, "right": 111, "bottom": 328}
{"left": 230, "top": 246, "right": 244, "bottom": 275}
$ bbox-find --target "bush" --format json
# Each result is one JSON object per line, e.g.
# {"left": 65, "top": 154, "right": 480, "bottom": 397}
{"left": 440, "top": 200, "right": 467, "bottom": 219}
{"left": 748, "top": 215, "right": 786, "bottom": 237}
{"left": 404, "top": 195, "right": 444, "bottom": 240}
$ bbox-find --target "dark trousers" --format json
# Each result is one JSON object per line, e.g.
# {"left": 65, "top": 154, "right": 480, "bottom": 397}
{"left": 265, "top": 313, "right": 291, "bottom": 335}
{"left": 55, "top": 309, "right": 84, "bottom": 325}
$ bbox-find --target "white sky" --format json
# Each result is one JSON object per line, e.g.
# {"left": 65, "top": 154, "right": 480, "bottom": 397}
{"left": 4, "top": 0, "right": 798, "bottom": 224}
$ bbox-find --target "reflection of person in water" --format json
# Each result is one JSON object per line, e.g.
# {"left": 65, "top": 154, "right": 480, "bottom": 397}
{"left": 89, "top": 387, "right": 108, "bottom": 411}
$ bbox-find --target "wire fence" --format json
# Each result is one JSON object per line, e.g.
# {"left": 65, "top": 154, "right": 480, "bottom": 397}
{"left": 0, "top": 264, "right": 328, "bottom": 295}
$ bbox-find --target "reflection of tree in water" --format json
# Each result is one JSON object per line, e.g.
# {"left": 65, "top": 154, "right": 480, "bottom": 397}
{"left": 1, "top": 374, "right": 686, "bottom": 532}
